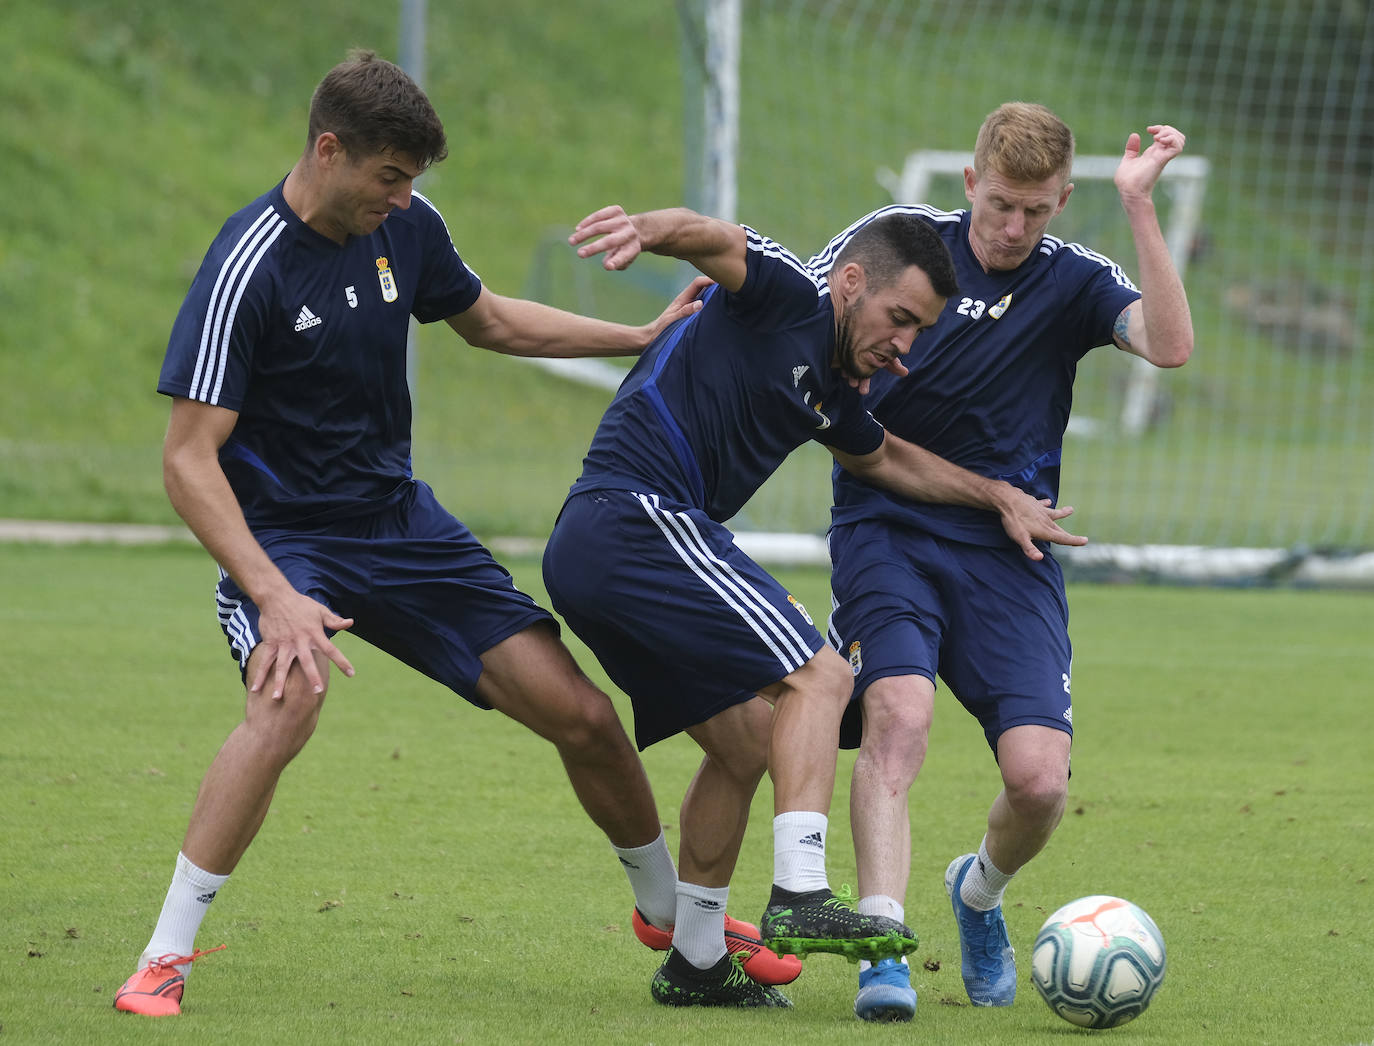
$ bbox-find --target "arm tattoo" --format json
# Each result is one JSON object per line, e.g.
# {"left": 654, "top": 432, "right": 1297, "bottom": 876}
{"left": 1114, "top": 305, "right": 1134, "bottom": 347}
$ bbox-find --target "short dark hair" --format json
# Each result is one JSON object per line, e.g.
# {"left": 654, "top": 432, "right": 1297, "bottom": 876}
{"left": 833, "top": 212, "right": 958, "bottom": 299}
{"left": 307, "top": 49, "right": 448, "bottom": 169}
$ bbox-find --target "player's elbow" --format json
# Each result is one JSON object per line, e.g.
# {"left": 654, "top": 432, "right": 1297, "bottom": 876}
{"left": 1143, "top": 325, "right": 1193, "bottom": 369}
{"left": 1153, "top": 335, "right": 1193, "bottom": 369}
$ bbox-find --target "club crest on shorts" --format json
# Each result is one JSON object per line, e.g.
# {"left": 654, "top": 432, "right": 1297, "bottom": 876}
{"left": 848, "top": 641, "right": 862, "bottom": 675}
{"left": 787, "top": 594, "right": 814, "bottom": 626}
{"left": 376, "top": 256, "right": 399, "bottom": 302}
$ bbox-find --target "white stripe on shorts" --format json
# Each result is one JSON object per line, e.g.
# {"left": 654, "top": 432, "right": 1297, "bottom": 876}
{"left": 215, "top": 568, "right": 258, "bottom": 668}
{"left": 633, "top": 493, "right": 813, "bottom": 672}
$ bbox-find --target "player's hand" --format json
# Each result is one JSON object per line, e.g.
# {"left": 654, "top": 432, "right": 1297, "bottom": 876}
{"left": 996, "top": 491, "right": 1089, "bottom": 561}
{"left": 248, "top": 590, "right": 355, "bottom": 700}
{"left": 570, "top": 205, "right": 645, "bottom": 270}
{"left": 1115, "top": 125, "right": 1186, "bottom": 202}
{"left": 643, "top": 275, "right": 713, "bottom": 342}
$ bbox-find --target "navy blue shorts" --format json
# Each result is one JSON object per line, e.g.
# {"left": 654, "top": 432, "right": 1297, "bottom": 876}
{"left": 543, "top": 490, "right": 826, "bottom": 749}
{"left": 827, "top": 518, "right": 1073, "bottom": 754}
{"left": 214, "top": 480, "right": 553, "bottom": 704}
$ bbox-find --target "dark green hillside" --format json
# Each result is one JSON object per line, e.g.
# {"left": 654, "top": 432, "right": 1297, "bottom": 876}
{"left": 1, "top": 1, "right": 683, "bottom": 528}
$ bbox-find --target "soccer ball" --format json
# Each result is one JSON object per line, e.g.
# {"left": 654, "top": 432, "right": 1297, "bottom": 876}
{"left": 1030, "top": 895, "right": 1166, "bottom": 1029}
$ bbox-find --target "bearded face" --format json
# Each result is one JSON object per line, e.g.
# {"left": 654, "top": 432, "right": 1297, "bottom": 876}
{"left": 832, "top": 266, "right": 947, "bottom": 382}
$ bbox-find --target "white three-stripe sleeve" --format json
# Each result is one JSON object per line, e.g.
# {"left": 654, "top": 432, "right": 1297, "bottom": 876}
{"left": 190, "top": 206, "right": 287, "bottom": 405}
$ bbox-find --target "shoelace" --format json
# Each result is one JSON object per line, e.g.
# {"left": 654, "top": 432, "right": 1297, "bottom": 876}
{"left": 723, "top": 952, "right": 754, "bottom": 989}
{"left": 828, "top": 884, "right": 860, "bottom": 909}
{"left": 146, "top": 943, "right": 227, "bottom": 971}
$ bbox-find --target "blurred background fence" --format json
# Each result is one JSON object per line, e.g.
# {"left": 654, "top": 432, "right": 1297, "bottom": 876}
{"left": 538, "top": 0, "right": 1373, "bottom": 582}
{"left": 3, "top": 1, "right": 1370, "bottom": 584}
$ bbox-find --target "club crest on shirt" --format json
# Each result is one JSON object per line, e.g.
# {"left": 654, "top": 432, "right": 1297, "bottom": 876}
{"left": 803, "top": 390, "right": 832, "bottom": 430}
{"left": 376, "top": 256, "right": 399, "bottom": 303}
{"left": 988, "top": 292, "right": 1012, "bottom": 319}
{"left": 848, "top": 640, "right": 862, "bottom": 675}
{"left": 787, "top": 594, "right": 814, "bottom": 626}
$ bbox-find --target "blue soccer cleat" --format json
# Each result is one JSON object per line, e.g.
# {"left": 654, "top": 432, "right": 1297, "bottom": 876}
{"left": 945, "top": 854, "right": 1017, "bottom": 1006}
{"left": 854, "top": 956, "right": 917, "bottom": 1022}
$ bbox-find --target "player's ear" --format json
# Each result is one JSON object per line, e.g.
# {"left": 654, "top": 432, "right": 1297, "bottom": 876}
{"left": 963, "top": 166, "right": 979, "bottom": 203}
{"left": 1055, "top": 181, "right": 1074, "bottom": 216}
{"left": 838, "top": 261, "right": 866, "bottom": 301}
{"left": 315, "top": 131, "right": 345, "bottom": 167}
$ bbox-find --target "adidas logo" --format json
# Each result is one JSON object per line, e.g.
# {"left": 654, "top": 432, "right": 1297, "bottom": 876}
{"left": 792, "top": 364, "right": 810, "bottom": 387}
{"left": 293, "top": 305, "right": 322, "bottom": 332}
{"left": 196, "top": 890, "right": 218, "bottom": 904}
{"left": 693, "top": 899, "right": 724, "bottom": 912}
{"left": 799, "top": 831, "right": 824, "bottom": 849}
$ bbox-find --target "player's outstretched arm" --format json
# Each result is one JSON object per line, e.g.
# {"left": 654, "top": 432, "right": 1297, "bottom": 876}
{"left": 445, "top": 276, "right": 709, "bottom": 359}
{"left": 1113, "top": 124, "right": 1194, "bottom": 369}
{"left": 163, "top": 396, "right": 355, "bottom": 698}
{"left": 830, "top": 433, "right": 1088, "bottom": 561}
{"left": 570, "top": 204, "right": 749, "bottom": 292}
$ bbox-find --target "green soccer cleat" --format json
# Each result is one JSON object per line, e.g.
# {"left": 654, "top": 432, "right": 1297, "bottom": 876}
{"left": 760, "top": 885, "right": 919, "bottom": 962}
{"left": 650, "top": 949, "right": 793, "bottom": 1008}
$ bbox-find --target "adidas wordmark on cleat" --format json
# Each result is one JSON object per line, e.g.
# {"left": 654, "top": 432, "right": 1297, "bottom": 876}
{"left": 650, "top": 948, "right": 793, "bottom": 1008}
{"left": 854, "top": 956, "right": 918, "bottom": 1022}
{"left": 945, "top": 853, "right": 1017, "bottom": 1006}
{"left": 760, "top": 885, "right": 919, "bottom": 962}
{"left": 113, "top": 944, "right": 226, "bottom": 1017}
{"left": 632, "top": 908, "right": 802, "bottom": 985}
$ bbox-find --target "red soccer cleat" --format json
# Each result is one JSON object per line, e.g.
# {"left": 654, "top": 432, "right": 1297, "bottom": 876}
{"left": 633, "top": 908, "right": 802, "bottom": 985}
{"left": 113, "top": 944, "right": 226, "bottom": 1017}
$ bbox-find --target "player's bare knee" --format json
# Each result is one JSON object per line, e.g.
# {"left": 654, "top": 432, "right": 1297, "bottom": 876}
{"left": 860, "top": 685, "right": 931, "bottom": 764}
{"left": 550, "top": 688, "right": 629, "bottom": 757}
{"left": 690, "top": 701, "right": 771, "bottom": 791}
{"left": 1004, "top": 764, "right": 1069, "bottom": 825}
{"left": 718, "top": 731, "right": 769, "bottom": 790}
{"left": 800, "top": 645, "right": 855, "bottom": 710}
{"left": 244, "top": 679, "right": 326, "bottom": 764}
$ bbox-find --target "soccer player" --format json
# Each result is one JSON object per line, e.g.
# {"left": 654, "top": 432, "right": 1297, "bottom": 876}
{"left": 817, "top": 103, "right": 1194, "bottom": 1022}
{"left": 113, "top": 50, "right": 709, "bottom": 1018}
{"left": 542, "top": 203, "right": 1085, "bottom": 1007}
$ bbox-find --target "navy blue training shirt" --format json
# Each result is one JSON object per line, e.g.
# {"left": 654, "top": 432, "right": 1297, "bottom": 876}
{"left": 567, "top": 226, "right": 886, "bottom": 523}
{"left": 158, "top": 181, "right": 481, "bottom": 527}
{"left": 815, "top": 204, "right": 1142, "bottom": 546}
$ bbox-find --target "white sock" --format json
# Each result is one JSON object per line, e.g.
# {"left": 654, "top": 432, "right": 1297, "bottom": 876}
{"left": 672, "top": 882, "right": 729, "bottom": 969}
{"left": 959, "top": 837, "right": 1014, "bottom": 911}
{"left": 856, "top": 895, "right": 905, "bottom": 972}
{"left": 772, "top": 811, "right": 829, "bottom": 893}
{"left": 141, "top": 852, "right": 230, "bottom": 974}
{"left": 612, "top": 831, "right": 678, "bottom": 929}
{"left": 858, "top": 893, "right": 904, "bottom": 922}
{"left": 860, "top": 954, "right": 910, "bottom": 974}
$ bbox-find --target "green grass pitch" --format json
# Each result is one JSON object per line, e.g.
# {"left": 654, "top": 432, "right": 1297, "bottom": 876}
{"left": 2, "top": 542, "right": 1371, "bottom": 1044}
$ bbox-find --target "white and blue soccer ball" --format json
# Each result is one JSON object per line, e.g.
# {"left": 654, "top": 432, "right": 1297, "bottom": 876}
{"left": 1030, "top": 895, "right": 1166, "bottom": 1029}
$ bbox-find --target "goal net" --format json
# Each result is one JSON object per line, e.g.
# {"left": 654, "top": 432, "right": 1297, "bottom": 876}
{"left": 668, "top": 0, "right": 1373, "bottom": 584}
